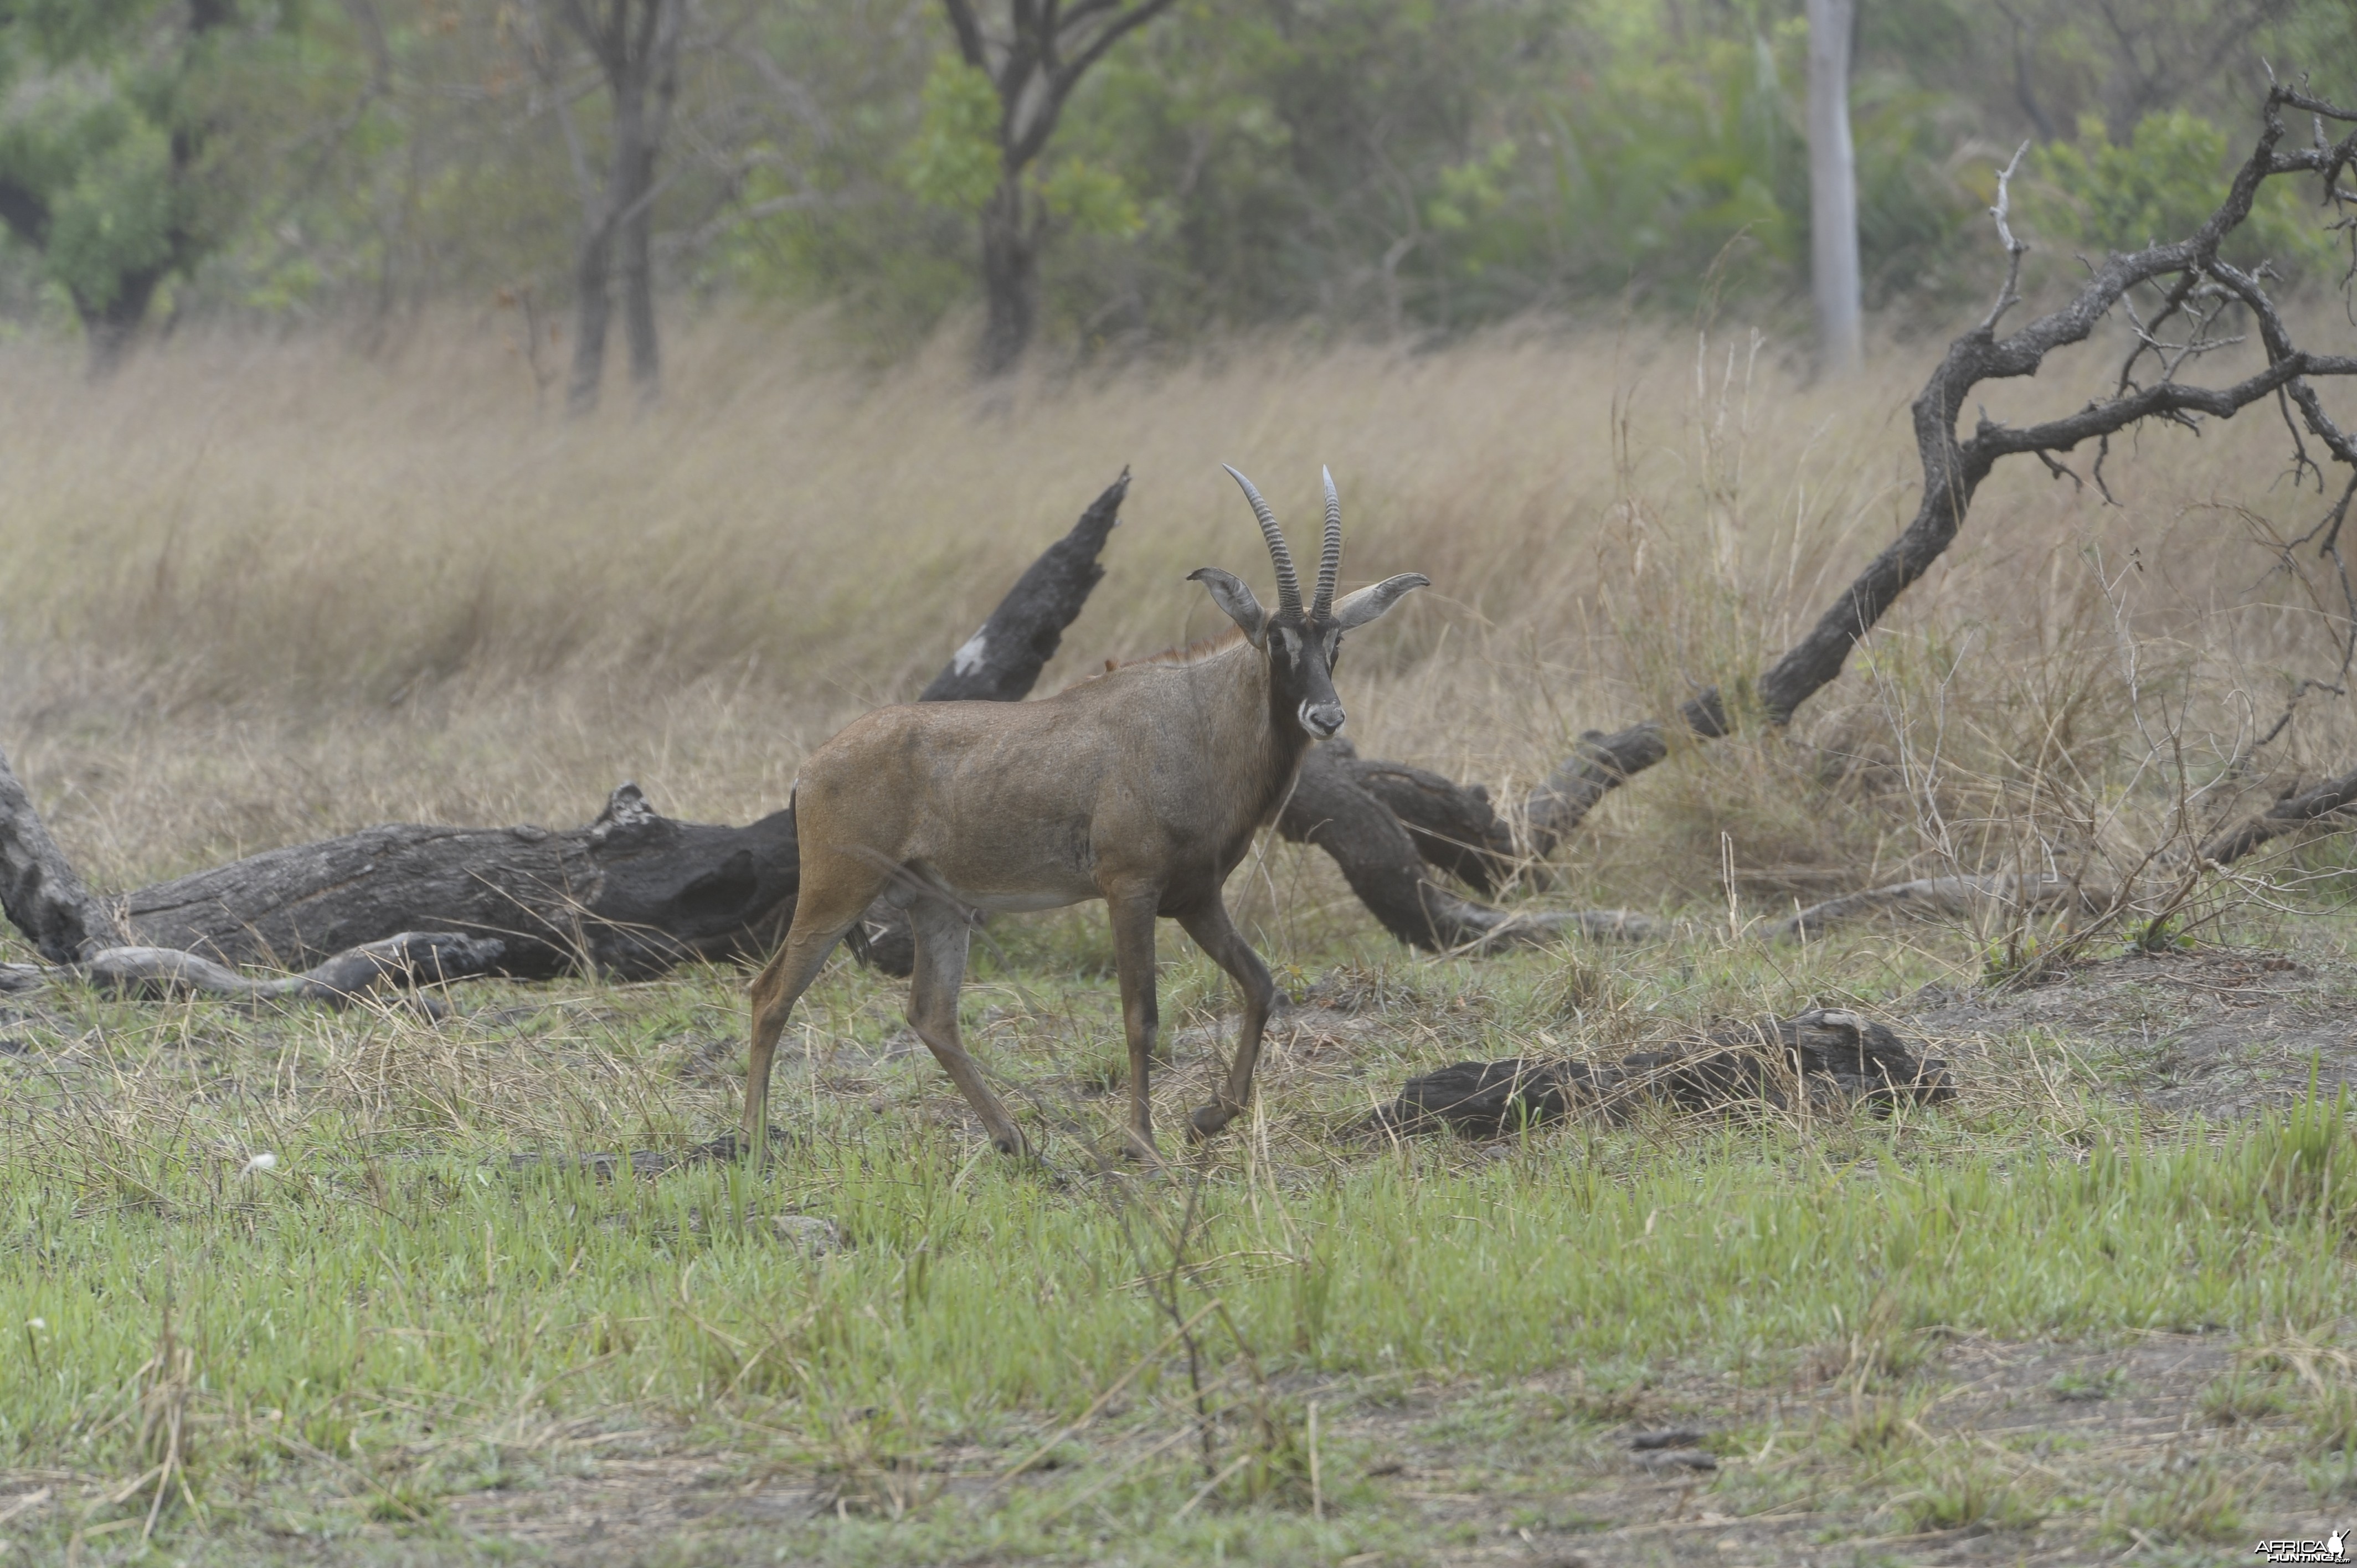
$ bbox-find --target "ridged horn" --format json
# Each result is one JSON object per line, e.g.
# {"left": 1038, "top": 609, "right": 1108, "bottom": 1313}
{"left": 1222, "top": 465, "right": 1300, "bottom": 614}
{"left": 1313, "top": 465, "right": 1343, "bottom": 618}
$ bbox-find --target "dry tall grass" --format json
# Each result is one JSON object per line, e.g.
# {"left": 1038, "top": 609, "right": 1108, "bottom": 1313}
{"left": 2, "top": 303, "right": 2353, "bottom": 921}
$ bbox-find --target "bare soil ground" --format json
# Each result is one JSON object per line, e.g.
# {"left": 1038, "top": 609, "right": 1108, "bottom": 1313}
{"left": 255, "top": 1325, "right": 2332, "bottom": 1566}
{"left": 1910, "top": 945, "right": 2357, "bottom": 1119}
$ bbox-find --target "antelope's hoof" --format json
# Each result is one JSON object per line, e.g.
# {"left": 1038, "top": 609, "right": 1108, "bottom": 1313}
{"left": 1186, "top": 1104, "right": 1233, "bottom": 1142}
{"left": 991, "top": 1131, "right": 1031, "bottom": 1159}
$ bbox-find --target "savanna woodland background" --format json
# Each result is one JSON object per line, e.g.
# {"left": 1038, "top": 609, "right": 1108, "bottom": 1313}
{"left": 8, "top": 2, "right": 2357, "bottom": 1565}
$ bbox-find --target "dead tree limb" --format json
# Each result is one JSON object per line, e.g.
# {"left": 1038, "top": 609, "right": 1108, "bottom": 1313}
{"left": 2200, "top": 763, "right": 2357, "bottom": 865}
{"left": 1529, "top": 87, "right": 2357, "bottom": 857}
{"left": 1759, "top": 873, "right": 2099, "bottom": 942}
{"left": 922, "top": 469, "right": 1129, "bottom": 702}
{"left": 1279, "top": 739, "right": 1669, "bottom": 951}
{"left": 0, "top": 747, "right": 126, "bottom": 962}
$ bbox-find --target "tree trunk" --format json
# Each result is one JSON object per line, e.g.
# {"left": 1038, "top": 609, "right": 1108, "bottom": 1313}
{"left": 620, "top": 161, "right": 659, "bottom": 408}
{"left": 1805, "top": 0, "right": 1862, "bottom": 376}
{"left": 78, "top": 267, "right": 168, "bottom": 381}
{"left": 977, "top": 179, "right": 1039, "bottom": 378}
{"left": 621, "top": 0, "right": 680, "bottom": 410}
{"left": 570, "top": 61, "right": 647, "bottom": 416}
{"left": 568, "top": 208, "right": 615, "bottom": 415}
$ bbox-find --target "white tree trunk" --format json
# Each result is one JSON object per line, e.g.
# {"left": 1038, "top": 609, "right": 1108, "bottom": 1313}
{"left": 1807, "top": 0, "right": 1862, "bottom": 375}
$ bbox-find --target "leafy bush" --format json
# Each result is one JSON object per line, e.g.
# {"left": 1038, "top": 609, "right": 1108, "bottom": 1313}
{"left": 2029, "top": 110, "right": 2339, "bottom": 274}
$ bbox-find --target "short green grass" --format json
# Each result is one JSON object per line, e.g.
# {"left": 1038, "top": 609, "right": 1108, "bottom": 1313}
{"left": 3, "top": 919, "right": 2356, "bottom": 1563}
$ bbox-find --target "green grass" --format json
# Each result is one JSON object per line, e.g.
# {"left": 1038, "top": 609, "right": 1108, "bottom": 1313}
{"left": 3, "top": 926, "right": 2356, "bottom": 1562}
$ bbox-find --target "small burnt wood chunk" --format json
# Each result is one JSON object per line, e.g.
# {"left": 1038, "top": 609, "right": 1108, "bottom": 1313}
{"left": 1372, "top": 1009, "right": 1954, "bottom": 1136}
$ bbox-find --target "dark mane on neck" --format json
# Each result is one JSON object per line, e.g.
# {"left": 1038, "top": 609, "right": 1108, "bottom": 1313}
{"left": 1109, "top": 627, "right": 1249, "bottom": 670}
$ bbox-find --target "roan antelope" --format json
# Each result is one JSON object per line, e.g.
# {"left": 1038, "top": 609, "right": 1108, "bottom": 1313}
{"left": 743, "top": 467, "right": 1427, "bottom": 1158}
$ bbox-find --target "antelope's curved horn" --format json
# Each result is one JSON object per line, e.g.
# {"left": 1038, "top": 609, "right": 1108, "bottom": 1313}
{"left": 1313, "top": 465, "right": 1343, "bottom": 618}
{"left": 1222, "top": 464, "right": 1301, "bottom": 614}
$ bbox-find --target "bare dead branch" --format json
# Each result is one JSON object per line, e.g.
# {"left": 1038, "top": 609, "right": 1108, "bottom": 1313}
{"left": 1526, "top": 82, "right": 2357, "bottom": 860}
{"left": 1760, "top": 873, "right": 2100, "bottom": 943}
{"left": 2200, "top": 762, "right": 2357, "bottom": 865}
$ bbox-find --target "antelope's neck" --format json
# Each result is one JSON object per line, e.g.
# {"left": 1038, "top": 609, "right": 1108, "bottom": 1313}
{"left": 1236, "top": 646, "right": 1314, "bottom": 831}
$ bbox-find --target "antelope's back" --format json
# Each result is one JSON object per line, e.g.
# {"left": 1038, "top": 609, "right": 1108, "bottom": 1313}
{"left": 790, "top": 695, "right": 1128, "bottom": 888}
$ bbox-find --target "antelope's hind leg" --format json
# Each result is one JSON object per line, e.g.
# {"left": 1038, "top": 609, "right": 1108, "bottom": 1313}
{"left": 908, "top": 895, "right": 1028, "bottom": 1157}
{"left": 1104, "top": 885, "right": 1164, "bottom": 1163}
{"left": 744, "top": 860, "right": 891, "bottom": 1159}
{"left": 1176, "top": 898, "right": 1279, "bottom": 1141}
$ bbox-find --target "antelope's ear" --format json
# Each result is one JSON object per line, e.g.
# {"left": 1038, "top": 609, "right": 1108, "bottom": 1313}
{"left": 1188, "top": 566, "right": 1269, "bottom": 648}
{"left": 1331, "top": 572, "right": 1429, "bottom": 631}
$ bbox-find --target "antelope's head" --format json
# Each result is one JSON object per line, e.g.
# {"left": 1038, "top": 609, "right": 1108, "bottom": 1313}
{"left": 1190, "top": 466, "right": 1429, "bottom": 740}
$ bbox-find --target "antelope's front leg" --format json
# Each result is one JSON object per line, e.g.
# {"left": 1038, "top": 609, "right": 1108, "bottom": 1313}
{"left": 1176, "top": 898, "right": 1278, "bottom": 1141}
{"left": 1105, "top": 886, "right": 1162, "bottom": 1162}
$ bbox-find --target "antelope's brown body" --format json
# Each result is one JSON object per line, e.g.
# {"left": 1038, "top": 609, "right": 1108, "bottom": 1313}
{"left": 743, "top": 467, "right": 1427, "bottom": 1158}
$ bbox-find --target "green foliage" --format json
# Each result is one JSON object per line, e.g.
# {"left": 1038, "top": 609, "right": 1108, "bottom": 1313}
{"left": 0, "top": 0, "right": 2350, "bottom": 357}
{"left": 0, "top": 0, "right": 314, "bottom": 336}
{"left": 1037, "top": 157, "right": 1143, "bottom": 238}
{"left": 1424, "top": 140, "right": 1517, "bottom": 234}
{"left": 2030, "top": 109, "right": 2339, "bottom": 271}
{"left": 902, "top": 53, "right": 999, "bottom": 214}
{"left": 1, "top": 89, "right": 178, "bottom": 316}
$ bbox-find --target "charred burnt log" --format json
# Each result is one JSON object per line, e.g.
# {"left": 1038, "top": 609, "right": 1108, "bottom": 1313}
{"left": 1369, "top": 1009, "right": 1954, "bottom": 1137}
{"left": 117, "top": 783, "right": 801, "bottom": 978}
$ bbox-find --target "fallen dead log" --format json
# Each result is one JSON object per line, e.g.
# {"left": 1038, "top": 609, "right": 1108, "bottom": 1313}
{"left": 1367, "top": 1009, "right": 1954, "bottom": 1137}
{"left": 0, "top": 931, "right": 508, "bottom": 1012}
{"left": 119, "top": 783, "right": 800, "bottom": 978}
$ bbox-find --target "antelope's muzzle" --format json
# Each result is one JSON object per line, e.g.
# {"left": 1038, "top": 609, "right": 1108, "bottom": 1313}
{"left": 1299, "top": 699, "right": 1345, "bottom": 739}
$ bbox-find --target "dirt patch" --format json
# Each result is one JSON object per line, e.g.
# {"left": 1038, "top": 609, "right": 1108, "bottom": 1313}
{"left": 112, "top": 1330, "right": 2326, "bottom": 1566}
{"left": 1908, "top": 945, "right": 2357, "bottom": 1118}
